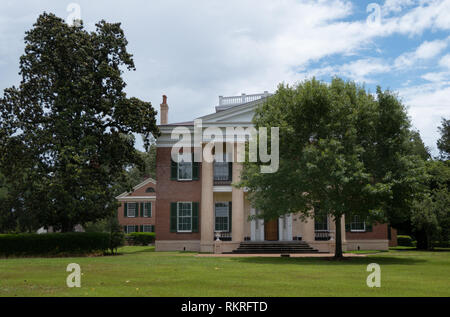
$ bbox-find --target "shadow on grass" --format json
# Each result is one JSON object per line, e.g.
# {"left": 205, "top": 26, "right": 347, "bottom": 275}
{"left": 228, "top": 255, "right": 427, "bottom": 266}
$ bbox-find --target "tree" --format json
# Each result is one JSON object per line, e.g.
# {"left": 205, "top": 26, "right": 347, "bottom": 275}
{"left": 0, "top": 13, "right": 159, "bottom": 232}
{"left": 239, "top": 78, "right": 423, "bottom": 258}
{"left": 411, "top": 160, "right": 450, "bottom": 249}
{"left": 437, "top": 118, "right": 450, "bottom": 160}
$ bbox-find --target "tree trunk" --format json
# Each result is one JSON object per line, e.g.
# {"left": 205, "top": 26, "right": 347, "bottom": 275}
{"left": 334, "top": 215, "right": 343, "bottom": 258}
{"left": 415, "top": 230, "right": 428, "bottom": 250}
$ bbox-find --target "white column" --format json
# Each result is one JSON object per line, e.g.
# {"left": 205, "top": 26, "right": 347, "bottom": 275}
{"left": 200, "top": 159, "right": 214, "bottom": 252}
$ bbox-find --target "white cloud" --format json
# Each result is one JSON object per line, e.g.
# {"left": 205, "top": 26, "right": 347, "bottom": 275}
{"left": 394, "top": 37, "right": 449, "bottom": 68}
{"left": 439, "top": 54, "right": 450, "bottom": 68}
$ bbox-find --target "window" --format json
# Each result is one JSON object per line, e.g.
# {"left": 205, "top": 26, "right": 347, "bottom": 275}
{"left": 126, "top": 225, "right": 137, "bottom": 233}
{"left": 142, "top": 225, "right": 153, "bottom": 233}
{"left": 215, "top": 202, "right": 230, "bottom": 232}
{"left": 351, "top": 215, "right": 366, "bottom": 232}
{"left": 145, "top": 187, "right": 155, "bottom": 193}
{"left": 143, "top": 202, "right": 152, "bottom": 218}
{"left": 214, "top": 153, "right": 231, "bottom": 181}
{"left": 314, "top": 211, "right": 329, "bottom": 231}
{"left": 178, "top": 154, "right": 193, "bottom": 180}
{"left": 127, "top": 203, "right": 137, "bottom": 218}
{"left": 177, "top": 202, "right": 192, "bottom": 232}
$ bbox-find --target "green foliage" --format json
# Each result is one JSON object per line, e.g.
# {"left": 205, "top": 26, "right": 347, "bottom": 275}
{"left": 126, "top": 232, "right": 156, "bottom": 246}
{"left": 411, "top": 160, "right": 450, "bottom": 249}
{"left": 437, "top": 118, "right": 450, "bottom": 160}
{"left": 239, "top": 78, "right": 424, "bottom": 257}
{"left": 0, "top": 232, "right": 111, "bottom": 256}
{"left": 397, "top": 235, "right": 414, "bottom": 247}
{"left": 0, "top": 13, "right": 159, "bottom": 233}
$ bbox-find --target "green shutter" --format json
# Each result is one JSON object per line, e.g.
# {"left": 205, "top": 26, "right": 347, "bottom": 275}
{"left": 170, "top": 203, "right": 177, "bottom": 232}
{"left": 152, "top": 225, "right": 155, "bottom": 233}
{"left": 124, "top": 203, "right": 128, "bottom": 217}
{"left": 135, "top": 225, "right": 139, "bottom": 232}
{"left": 140, "top": 202, "right": 144, "bottom": 217}
{"left": 228, "top": 202, "right": 232, "bottom": 233}
{"left": 140, "top": 225, "right": 143, "bottom": 232}
{"left": 192, "top": 202, "right": 199, "bottom": 233}
{"left": 149, "top": 202, "right": 152, "bottom": 218}
{"left": 192, "top": 153, "right": 200, "bottom": 180}
{"left": 366, "top": 222, "right": 373, "bottom": 232}
{"left": 345, "top": 214, "right": 350, "bottom": 232}
{"left": 228, "top": 163, "right": 233, "bottom": 181}
{"left": 123, "top": 226, "right": 127, "bottom": 233}
{"left": 170, "top": 159, "right": 178, "bottom": 180}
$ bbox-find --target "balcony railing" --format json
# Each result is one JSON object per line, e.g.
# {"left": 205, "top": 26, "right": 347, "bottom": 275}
{"left": 214, "top": 162, "right": 232, "bottom": 185}
{"left": 216, "top": 92, "right": 272, "bottom": 111}
{"left": 215, "top": 232, "right": 232, "bottom": 241}
{"left": 315, "top": 230, "right": 335, "bottom": 241}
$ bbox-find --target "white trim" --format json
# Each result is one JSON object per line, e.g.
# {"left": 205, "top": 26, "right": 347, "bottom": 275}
{"left": 117, "top": 196, "right": 156, "bottom": 201}
{"left": 115, "top": 177, "right": 156, "bottom": 199}
{"left": 213, "top": 186, "right": 233, "bottom": 192}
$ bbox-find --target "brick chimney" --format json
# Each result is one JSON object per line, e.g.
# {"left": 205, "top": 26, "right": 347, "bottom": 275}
{"left": 160, "top": 95, "right": 168, "bottom": 125}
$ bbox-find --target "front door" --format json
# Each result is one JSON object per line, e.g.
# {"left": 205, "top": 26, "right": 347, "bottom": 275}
{"left": 264, "top": 219, "right": 279, "bottom": 241}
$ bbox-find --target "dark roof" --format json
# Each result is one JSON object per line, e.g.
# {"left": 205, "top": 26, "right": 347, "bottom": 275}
{"left": 159, "top": 121, "right": 194, "bottom": 127}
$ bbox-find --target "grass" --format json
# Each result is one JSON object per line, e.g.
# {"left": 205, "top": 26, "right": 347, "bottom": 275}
{"left": 0, "top": 246, "right": 449, "bottom": 297}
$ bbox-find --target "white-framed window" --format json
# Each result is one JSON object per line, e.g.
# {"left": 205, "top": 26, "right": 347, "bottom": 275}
{"left": 142, "top": 225, "right": 153, "bottom": 233}
{"left": 143, "top": 202, "right": 152, "bottom": 218}
{"left": 351, "top": 215, "right": 366, "bottom": 232}
{"left": 177, "top": 202, "right": 192, "bottom": 232}
{"left": 127, "top": 203, "right": 137, "bottom": 218}
{"left": 178, "top": 154, "right": 193, "bottom": 181}
{"left": 126, "top": 225, "right": 137, "bottom": 233}
{"left": 215, "top": 202, "right": 230, "bottom": 232}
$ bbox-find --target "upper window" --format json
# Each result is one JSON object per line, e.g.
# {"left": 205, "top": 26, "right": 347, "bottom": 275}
{"left": 214, "top": 153, "right": 231, "bottom": 181}
{"left": 145, "top": 187, "right": 155, "bottom": 193}
{"left": 143, "top": 202, "right": 152, "bottom": 218}
{"left": 177, "top": 202, "right": 192, "bottom": 232}
{"left": 127, "top": 203, "right": 137, "bottom": 218}
{"left": 351, "top": 215, "right": 366, "bottom": 232}
{"left": 215, "top": 202, "right": 230, "bottom": 232}
{"left": 178, "top": 154, "right": 193, "bottom": 181}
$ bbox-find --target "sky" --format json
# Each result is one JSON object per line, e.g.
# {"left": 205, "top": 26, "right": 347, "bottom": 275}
{"left": 0, "top": 0, "right": 449, "bottom": 155}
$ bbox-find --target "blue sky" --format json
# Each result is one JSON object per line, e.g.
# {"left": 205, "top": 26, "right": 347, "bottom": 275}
{"left": 0, "top": 0, "right": 449, "bottom": 155}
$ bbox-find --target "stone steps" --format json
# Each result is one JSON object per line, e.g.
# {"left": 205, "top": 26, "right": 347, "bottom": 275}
{"left": 230, "top": 241, "right": 319, "bottom": 254}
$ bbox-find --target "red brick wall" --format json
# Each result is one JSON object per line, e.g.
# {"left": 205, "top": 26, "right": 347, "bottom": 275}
{"left": 117, "top": 182, "right": 156, "bottom": 231}
{"left": 346, "top": 223, "right": 398, "bottom": 246}
{"left": 156, "top": 147, "right": 202, "bottom": 240}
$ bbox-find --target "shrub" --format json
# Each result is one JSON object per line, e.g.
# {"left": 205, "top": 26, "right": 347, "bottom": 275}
{"left": 126, "top": 232, "right": 155, "bottom": 246}
{"left": 109, "top": 230, "right": 125, "bottom": 254}
{"left": 0, "top": 232, "right": 111, "bottom": 257}
{"left": 397, "top": 235, "right": 414, "bottom": 247}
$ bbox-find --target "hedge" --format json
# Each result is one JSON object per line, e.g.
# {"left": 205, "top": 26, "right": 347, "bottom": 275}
{"left": 126, "top": 232, "right": 156, "bottom": 246}
{"left": 397, "top": 235, "right": 414, "bottom": 247}
{"left": 0, "top": 232, "right": 123, "bottom": 257}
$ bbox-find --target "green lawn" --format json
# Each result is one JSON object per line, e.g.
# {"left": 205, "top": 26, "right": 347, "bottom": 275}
{"left": 0, "top": 247, "right": 449, "bottom": 297}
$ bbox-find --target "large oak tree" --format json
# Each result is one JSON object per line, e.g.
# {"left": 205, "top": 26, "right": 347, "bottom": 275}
{"left": 239, "top": 78, "right": 424, "bottom": 258}
{"left": 0, "top": 13, "right": 159, "bottom": 232}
